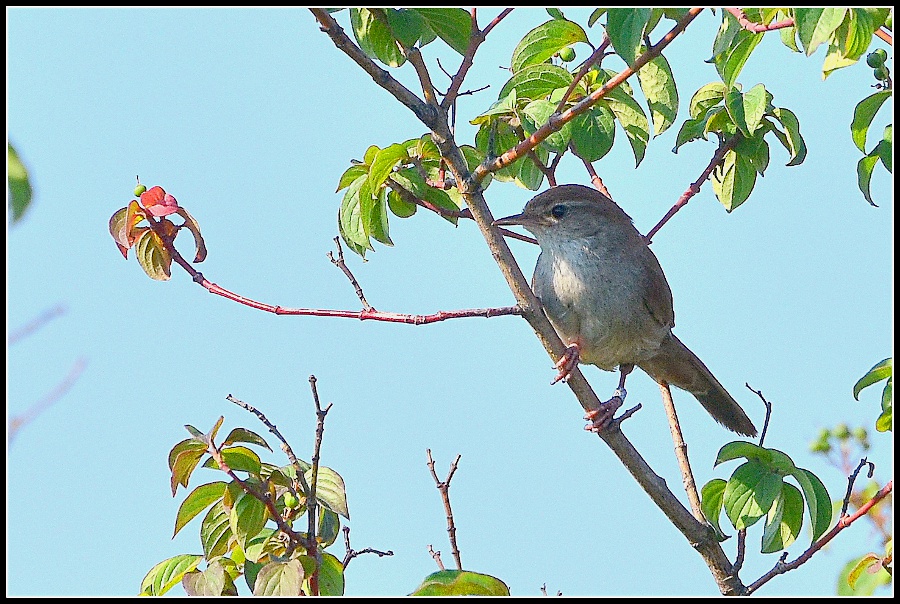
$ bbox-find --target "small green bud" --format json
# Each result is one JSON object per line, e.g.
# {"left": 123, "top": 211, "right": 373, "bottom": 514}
{"left": 283, "top": 492, "right": 299, "bottom": 509}
{"left": 834, "top": 423, "right": 850, "bottom": 439}
{"left": 852, "top": 426, "right": 868, "bottom": 441}
{"left": 134, "top": 184, "right": 147, "bottom": 197}
{"left": 558, "top": 46, "right": 576, "bottom": 62}
{"left": 866, "top": 49, "right": 887, "bottom": 67}
{"left": 873, "top": 65, "right": 890, "bottom": 81}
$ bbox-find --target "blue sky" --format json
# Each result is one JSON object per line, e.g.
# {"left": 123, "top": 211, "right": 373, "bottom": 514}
{"left": 7, "top": 8, "right": 892, "bottom": 597}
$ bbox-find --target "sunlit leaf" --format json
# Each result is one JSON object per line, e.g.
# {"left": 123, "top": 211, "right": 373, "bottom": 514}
{"left": 411, "top": 570, "right": 510, "bottom": 596}
{"left": 140, "top": 554, "right": 203, "bottom": 596}
{"left": 174, "top": 481, "right": 227, "bottom": 537}
{"left": 511, "top": 19, "right": 588, "bottom": 73}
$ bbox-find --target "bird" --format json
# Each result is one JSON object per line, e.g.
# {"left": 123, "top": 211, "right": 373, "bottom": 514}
{"left": 493, "top": 184, "right": 757, "bottom": 436}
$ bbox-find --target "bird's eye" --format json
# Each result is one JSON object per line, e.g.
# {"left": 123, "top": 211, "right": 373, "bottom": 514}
{"left": 550, "top": 204, "right": 567, "bottom": 219}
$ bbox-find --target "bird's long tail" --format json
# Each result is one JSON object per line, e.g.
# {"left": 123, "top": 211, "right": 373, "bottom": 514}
{"left": 639, "top": 334, "right": 758, "bottom": 437}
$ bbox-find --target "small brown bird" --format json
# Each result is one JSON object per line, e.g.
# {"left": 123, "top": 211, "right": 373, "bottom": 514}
{"left": 494, "top": 184, "right": 757, "bottom": 436}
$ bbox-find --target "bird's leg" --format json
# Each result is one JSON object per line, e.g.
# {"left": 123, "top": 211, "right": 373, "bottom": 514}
{"left": 551, "top": 342, "right": 581, "bottom": 385}
{"left": 584, "top": 363, "right": 634, "bottom": 432}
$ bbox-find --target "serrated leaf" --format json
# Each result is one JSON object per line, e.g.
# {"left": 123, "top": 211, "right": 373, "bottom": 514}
{"left": 7, "top": 143, "right": 33, "bottom": 223}
{"left": 317, "top": 552, "right": 346, "bottom": 596}
{"left": 790, "top": 468, "right": 832, "bottom": 542}
{"left": 140, "top": 554, "right": 203, "bottom": 596}
{"left": 230, "top": 491, "right": 268, "bottom": 551}
{"left": 201, "top": 500, "right": 232, "bottom": 559}
{"left": 498, "top": 63, "right": 574, "bottom": 102}
{"left": 411, "top": 570, "right": 511, "bottom": 596}
{"left": 711, "top": 148, "right": 757, "bottom": 211}
{"left": 571, "top": 104, "right": 616, "bottom": 161}
{"left": 174, "top": 481, "right": 227, "bottom": 537}
{"left": 135, "top": 229, "right": 172, "bottom": 281}
{"left": 350, "top": 8, "right": 405, "bottom": 67}
{"left": 794, "top": 8, "right": 848, "bottom": 56}
{"left": 603, "top": 88, "right": 650, "bottom": 167}
{"left": 851, "top": 91, "right": 891, "bottom": 153}
{"left": 410, "top": 8, "right": 471, "bottom": 55}
{"left": 853, "top": 358, "right": 892, "bottom": 400}
{"left": 306, "top": 465, "right": 350, "bottom": 519}
{"left": 511, "top": 19, "right": 589, "bottom": 73}
{"left": 762, "top": 482, "right": 804, "bottom": 553}
{"left": 637, "top": 50, "right": 678, "bottom": 136}
{"left": 700, "top": 478, "right": 730, "bottom": 541}
{"left": 606, "top": 8, "right": 651, "bottom": 65}
{"left": 253, "top": 559, "right": 306, "bottom": 596}
{"left": 723, "top": 460, "right": 784, "bottom": 530}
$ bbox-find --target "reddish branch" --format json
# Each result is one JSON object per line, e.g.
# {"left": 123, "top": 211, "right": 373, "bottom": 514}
{"left": 554, "top": 36, "right": 611, "bottom": 114}
{"left": 724, "top": 8, "right": 795, "bottom": 33}
{"left": 746, "top": 479, "right": 893, "bottom": 594}
{"left": 342, "top": 526, "right": 393, "bottom": 569}
{"left": 874, "top": 28, "right": 892, "bottom": 45}
{"left": 644, "top": 135, "right": 740, "bottom": 243}
{"left": 8, "top": 304, "right": 67, "bottom": 345}
{"left": 442, "top": 8, "right": 514, "bottom": 111}
{"left": 473, "top": 8, "right": 705, "bottom": 182}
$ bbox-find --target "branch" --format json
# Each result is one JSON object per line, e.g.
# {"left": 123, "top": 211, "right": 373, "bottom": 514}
{"left": 554, "top": 35, "right": 611, "bottom": 113}
{"left": 659, "top": 382, "right": 703, "bottom": 521}
{"left": 8, "top": 304, "right": 67, "bottom": 345}
{"left": 473, "top": 8, "right": 705, "bottom": 182}
{"left": 746, "top": 479, "right": 893, "bottom": 594}
{"left": 427, "top": 544, "right": 445, "bottom": 571}
{"left": 441, "top": 8, "right": 514, "bottom": 110}
{"left": 644, "top": 134, "right": 740, "bottom": 243}
{"left": 576, "top": 145, "right": 614, "bottom": 199}
{"left": 874, "top": 27, "right": 892, "bottom": 45}
{"left": 426, "top": 449, "right": 463, "bottom": 570}
{"left": 8, "top": 356, "right": 87, "bottom": 442}
{"left": 723, "top": 8, "right": 795, "bottom": 33}
{"left": 342, "top": 526, "right": 394, "bottom": 570}
{"left": 744, "top": 383, "right": 774, "bottom": 447}
{"left": 305, "top": 375, "right": 331, "bottom": 596}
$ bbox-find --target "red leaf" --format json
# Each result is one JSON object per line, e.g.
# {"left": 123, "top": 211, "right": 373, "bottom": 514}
{"left": 140, "top": 185, "right": 180, "bottom": 217}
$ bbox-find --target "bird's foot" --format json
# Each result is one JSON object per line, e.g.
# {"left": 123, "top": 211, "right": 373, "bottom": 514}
{"left": 551, "top": 343, "right": 581, "bottom": 385}
{"left": 584, "top": 388, "right": 626, "bottom": 432}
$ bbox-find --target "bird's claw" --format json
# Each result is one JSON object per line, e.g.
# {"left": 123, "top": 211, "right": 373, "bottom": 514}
{"left": 551, "top": 343, "right": 581, "bottom": 385}
{"left": 584, "top": 389, "right": 626, "bottom": 432}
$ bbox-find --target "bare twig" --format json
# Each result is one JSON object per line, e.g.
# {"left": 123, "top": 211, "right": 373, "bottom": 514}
{"left": 744, "top": 383, "right": 773, "bottom": 448}
{"left": 841, "top": 458, "right": 876, "bottom": 517}
{"left": 306, "top": 375, "right": 332, "bottom": 596}
{"left": 659, "top": 382, "right": 703, "bottom": 521}
{"left": 8, "top": 304, "right": 67, "bottom": 345}
{"left": 723, "top": 8, "right": 795, "bottom": 33}
{"left": 576, "top": 149, "right": 614, "bottom": 199}
{"left": 746, "top": 480, "right": 893, "bottom": 594}
{"left": 9, "top": 356, "right": 87, "bottom": 442}
{"left": 734, "top": 529, "right": 747, "bottom": 574}
{"left": 644, "top": 134, "right": 741, "bottom": 243}
{"left": 441, "top": 8, "right": 514, "bottom": 110}
{"left": 342, "top": 526, "right": 393, "bottom": 570}
{"left": 426, "top": 449, "right": 463, "bottom": 570}
{"left": 328, "top": 237, "right": 373, "bottom": 310}
{"left": 427, "top": 544, "right": 445, "bottom": 570}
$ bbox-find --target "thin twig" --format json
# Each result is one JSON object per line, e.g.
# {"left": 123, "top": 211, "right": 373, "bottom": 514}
{"left": 644, "top": 134, "right": 741, "bottom": 243}
{"left": 744, "top": 383, "right": 773, "bottom": 447}
{"left": 427, "top": 544, "right": 445, "bottom": 571}
{"left": 734, "top": 529, "right": 747, "bottom": 573}
{"left": 841, "top": 458, "right": 876, "bottom": 517}
{"left": 8, "top": 304, "right": 67, "bottom": 345}
{"left": 342, "top": 526, "right": 394, "bottom": 570}
{"left": 328, "top": 237, "right": 373, "bottom": 310}
{"left": 554, "top": 35, "right": 611, "bottom": 113}
{"left": 426, "top": 449, "right": 463, "bottom": 570}
{"left": 8, "top": 356, "right": 87, "bottom": 441}
{"left": 441, "top": 8, "right": 514, "bottom": 110}
{"left": 658, "top": 382, "right": 703, "bottom": 521}
{"left": 723, "top": 8, "right": 795, "bottom": 33}
{"left": 306, "top": 375, "right": 332, "bottom": 596}
{"left": 746, "top": 480, "right": 893, "bottom": 594}
{"left": 576, "top": 147, "right": 613, "bottom": 199}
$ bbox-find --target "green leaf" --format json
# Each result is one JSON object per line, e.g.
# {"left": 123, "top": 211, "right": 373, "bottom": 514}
{"left": 711, "top": 11, "right": 741, "bottom": 61}
{"left": 714, "top": 440, "right": 771, "bottom": 467}
{"left": 409, "top": 8, "right": 472, "bottom": 55}
{"left": 794, "top": 8, "right": 848, "bottom": 56}
{"left": 7, "top": 143, "right": 33, "bottom": 223}
{"left": 719, "top": 31, "right": 764, "bottom": 88}
{"left": 700, "top": 478, "right": 730, "bottom": 540}
{"left": 335, "top": 165, "right": 368, "bottom": 193}
{"left": 174, "top": 481, "right": 227, "bottom": 538}
{"left": 170, "top": 445, "right": 207, "bottom": 497}
{"left": 603, "top": 88, "right": 650, "bottom": 167}
{"left": 318, "top": 507, "right": 342, "bottom": 548}
{"left": 253, "top": 559, "right": 306, "bottom": 596}
{"left": 851, "top": 91, "right": 891, "bottom": 153}
{"left": 350, "top": 8, "right": 405, "bottom": 67}
{"left": 318, "top": 552, "right": 346, "bottom": 596}
{"left": 571, "top": 104, "right": 616, "bottom": 161}
{"left": 140, "top": 554, "right": 203, "bottom": 596}
{"left": 789, "top": 468, "right": 832, "bottom": 542}
{"left": 389, "top": 167, "right": 459, "bottom": 224}
{"left": 853, "top": 358, "right": 892, "bottom": 400}
{"left": 522, "top": 99, "right": 571, "bottom": 153}
{"left": 498, "top": 63, "right": 574, "bottom": 102}
{"left": 182, "top": 559, "right": 232, "bottom": 596}
{"left": 780, "top": 24, "right": 801, "bottom": 53}
{"left": 839, "top": 553, "right": 893, "bottom": 595}
{"left": 135, "top": 229, "right": 172, "bottom": 281}
{"left": 637, "top": 50, "right": 678, "bottom": 136}
{"left": 387, "top": 189, "right": 417, "bottom": 218}
{"left": 411, "top": 570, "right": 511, "bottom": 596}
{"left": 762, "top": 482, "right": 804, "bottom": 553}
{"left": 369, "top": 143, "right": 410, "bottom": 191}
{"left": 712, "top": 148, "right": 757, "bottom": 211}
{"left": 222, "top": 427, "right": 273, "bottom": 452}
{"left": 725, "top": 84, "right": 767, "bottom": 137}
{"left": 204, "top": 445, "right": 262, "bottom": 475}
{"left": 338, "top": 174, "right": 372, "bottom": 254}
{"left": 230, "top": 491, "right": 268, "bottom": 552}
{"left": 470, "top": 89, "right": 518, "bottom": 126}
{"left": 735, "top": 134, "right": 770, "bottom": 175}
{"left": 605, "top": 8, "right": 652, "bottom": 65}
{"left": 587, "top": 9, "right": 606, "bottom": 28}
{"left": 511, "top": 19, "right": 589, "bottom": 73}
{"left": 368, "top": 186, "right": 393, "bottom": 246}
{"left": 306, "top": 465, "right": 350, "bottom": 519}
{"left": 200, "top": 500, "right": 232, "bottom": 559}
{"left": 723, "top": 461, "right": 784, "bottom": 530}
{"left": 769, "top": 107, "right": 807, "bottom": 166}
{"left": 514, "top": 149, "right": 547, "bottom": 191}
{"left": 857, "top": 146, "right": 884, "bottom": 206}
{"left": 384, "top": 8, "right": 425, "bottom": 48}
{"left": 689, "top": 83, "right": 726, "bottom": 119}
